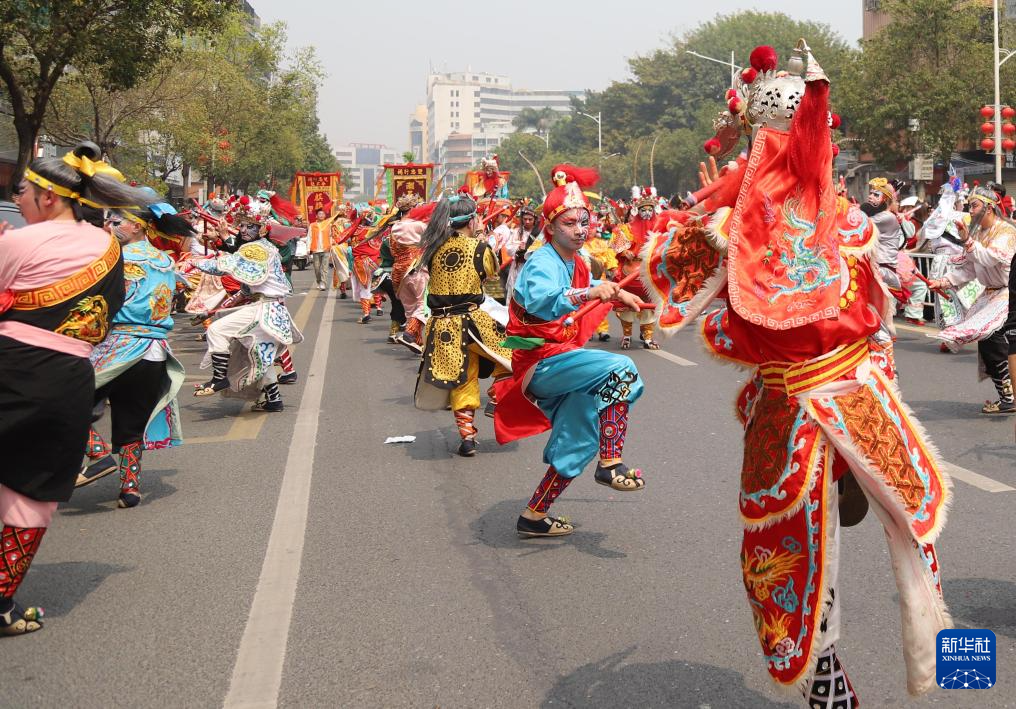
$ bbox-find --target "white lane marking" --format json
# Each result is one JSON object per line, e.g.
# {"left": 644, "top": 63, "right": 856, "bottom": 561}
{"left": 942, "top": 462, "right": 1015, "bottom": 493}
{"left": 652, "top": 338, "right": 1015, "bottom": 493}
{"left": 648, "top": 348, "right": 697, "bottom": 367}
{"left": 223, "top": 292, "right": 336, "bottom": 708}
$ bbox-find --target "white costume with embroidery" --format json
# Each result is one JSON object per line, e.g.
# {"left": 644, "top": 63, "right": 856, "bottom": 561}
{"left": 197, "top": 239, "right": 303, "bottom": 392}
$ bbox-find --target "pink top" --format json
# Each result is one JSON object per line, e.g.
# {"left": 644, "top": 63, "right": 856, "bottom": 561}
{"left": 0, "top": 219, "right": 113, "bottom": 357}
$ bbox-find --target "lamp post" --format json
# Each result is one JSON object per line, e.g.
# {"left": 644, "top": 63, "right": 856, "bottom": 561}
{"left": 686, "top": 50, "right": 742, "bottom": 89}
{"left": 578, "top": 111, "right": 602, "bottom": 156}
{"left": 992, "top": 0, "right": 1016, "bottom": 182}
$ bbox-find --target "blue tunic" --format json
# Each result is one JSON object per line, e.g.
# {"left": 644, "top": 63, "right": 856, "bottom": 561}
{"left": 90, "top": 240, "right": 183, "bottom": 449}
{"left": 512, "top": 245, "right": 643, "bottom": 478}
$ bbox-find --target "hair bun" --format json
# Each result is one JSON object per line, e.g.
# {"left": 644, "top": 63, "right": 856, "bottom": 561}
{"left": 73, "top": 141, "right": 102, "bottom": 161}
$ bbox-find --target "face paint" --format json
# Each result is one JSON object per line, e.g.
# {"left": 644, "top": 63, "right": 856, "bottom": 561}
{"left": 638, "top": 207, "right": 655, "bottom": 221}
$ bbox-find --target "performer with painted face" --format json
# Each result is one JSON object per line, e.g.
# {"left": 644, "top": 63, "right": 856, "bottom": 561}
{"left": 78, "top": 200, "right": 191, "bottom": 507}
{"left": 642, "top": 41, "right": 952, "bottom": 706}
{"left": 862, "top": 177, "right": 908, "bottom": 300}
{"left": 0, "top": 142, "right": 161, "bottom": 635}
{"left": 494, "top": 165, "right": 649, "bottom": 538}
{"left": 414, "top": 194, "right": 512, "bottom": 457}
{"left": 927, "top": 185, "right": 1016, "bottom": 413}
{"left": 191, "top": 233, "right": 302, "bottom": 412}
{"left": 610, "top": 188, "right": 661, "bottom": 349}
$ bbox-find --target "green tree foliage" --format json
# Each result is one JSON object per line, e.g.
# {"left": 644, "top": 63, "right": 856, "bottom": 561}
{"left": 836, "top": 0, "right": 1015, "bottom": 166}
{"left": 41, "top": 13, "right": 338, "bottom": 194}
{"left": 499, "top": 11, "right": 854, "bottom": 201}
{"left": 0, "top": 0, "right": 228, "bottom": 185}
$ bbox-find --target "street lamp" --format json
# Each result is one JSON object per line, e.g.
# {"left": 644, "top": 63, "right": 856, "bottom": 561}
{"left": 686, "top": 50, "right": 742, "bottom": 89}
{"left": 992, "top": 0, "right": 1016, "bottom": 181}
{"left": 577, "top": 111, "right": 602, "bottom": 155}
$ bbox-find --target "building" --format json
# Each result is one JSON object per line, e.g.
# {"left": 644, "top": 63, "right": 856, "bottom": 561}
{"left": 408, "top": 105, "right": 428, "bottom": 163}
{"left": 861, "top": 0, "right": 890, "bottom": 39}
{"left": 335, "top": 143, "right": 399, "bottom": 200}
{"left": 422, "top": 70, "right": 584, "bottom": 184}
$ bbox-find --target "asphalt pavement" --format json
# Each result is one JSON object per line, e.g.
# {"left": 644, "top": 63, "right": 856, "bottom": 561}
{"left": 5, "top": 267, "right": 1015, "bottom": 708}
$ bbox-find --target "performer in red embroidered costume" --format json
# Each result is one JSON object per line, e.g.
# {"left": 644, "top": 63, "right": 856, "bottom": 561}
{"left": 641, "top": 41, "right": 952, "bottom": 705}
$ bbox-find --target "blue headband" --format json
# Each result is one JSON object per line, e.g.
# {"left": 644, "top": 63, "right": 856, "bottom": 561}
{"left": 150, "top": 202, "right": 177, "bottom": 218}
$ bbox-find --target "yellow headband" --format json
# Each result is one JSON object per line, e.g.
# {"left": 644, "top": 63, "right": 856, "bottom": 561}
{"left": 868, "top": 177, "right": 895, "bottom": 201}
{"left": 24, "top": 168, "right": 80, "bottom": 200}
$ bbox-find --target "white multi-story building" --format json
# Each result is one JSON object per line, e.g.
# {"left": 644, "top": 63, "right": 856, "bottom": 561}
{"left": 423, "top": 71, "right": 584, "bottom": 184}
{"left": 335, "top": 143, "right": 399, "bottom": 200}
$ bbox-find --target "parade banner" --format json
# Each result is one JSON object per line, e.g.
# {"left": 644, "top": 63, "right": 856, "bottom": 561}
{"left": 384, "top": 163, "right": 434, "bottom": 204}
{"left": 289, "top": 171, "right": 343, "bottom": 219}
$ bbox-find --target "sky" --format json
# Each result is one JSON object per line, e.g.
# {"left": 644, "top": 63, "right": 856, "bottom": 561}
{"left": 254, "top": 0, "right": 863, "bottom": 153}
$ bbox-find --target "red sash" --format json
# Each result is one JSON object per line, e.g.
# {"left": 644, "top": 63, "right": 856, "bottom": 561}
{"left": 493, "top": 255, "right": 614, "bottom": 444}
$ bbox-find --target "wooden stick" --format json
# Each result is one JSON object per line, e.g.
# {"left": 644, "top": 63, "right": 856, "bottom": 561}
{"left": 563, "top": 270, "right": 654, "bottom": 325}
{"left": 912, "top": 269, "right": 952, "bottom": 301}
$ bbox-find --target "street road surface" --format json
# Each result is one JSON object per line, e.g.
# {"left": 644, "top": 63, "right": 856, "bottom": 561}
{"left": 7, "top": 269, "right": 1015, "bottom": 708}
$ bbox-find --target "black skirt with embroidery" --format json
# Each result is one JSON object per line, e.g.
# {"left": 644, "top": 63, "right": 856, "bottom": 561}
{"left": 0, "top": 336, "right": 95, "bottom": 502}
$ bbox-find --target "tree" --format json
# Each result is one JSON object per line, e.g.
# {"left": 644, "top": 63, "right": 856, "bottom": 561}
{"left": 0, "top": 0, "right": 228, "bottom": 189}
{"left": 500, "top": 12, "right": 855, "bottom": 199}
{"left": 837, "top": 0, "right": 1015, "bottom": 166}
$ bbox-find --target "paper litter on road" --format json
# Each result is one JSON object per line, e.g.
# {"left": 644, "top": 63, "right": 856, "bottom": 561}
{"left": 384, "top": 436, "right": 416, "bottom": 444}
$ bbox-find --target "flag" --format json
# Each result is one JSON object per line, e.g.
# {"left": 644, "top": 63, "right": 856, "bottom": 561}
{"left": 289, "top": 172, "right": 343, "bottom": 219}
{"left": 384, "top": 163, "right": 434, "bottom": 204}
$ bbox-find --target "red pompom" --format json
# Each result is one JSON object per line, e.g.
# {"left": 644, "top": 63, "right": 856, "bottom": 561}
{"left": 725, "top": 88, "right": 738, "bottom": 100}
{"left": 239, "top": 195, "right": 250, "bottom": 206}
{"left": 740, "top": 67, "right": 758, "bottom": 84}
{"left": 749, "top": 45, "right": 778, "bottom": 72}
{"left": 829, "top": 113, "right": 841, "bottom": 129}
{"left": 727, "top": 97, "right": 745, "bottom": 114}
{"left": 703, "top": 138, "right": 722, "bottom": 155}
{"left": 831, "top": 144, "right": 840, "bottom": 157}
{"left": 548, "top": 164, "right": 599, "bottom": 189}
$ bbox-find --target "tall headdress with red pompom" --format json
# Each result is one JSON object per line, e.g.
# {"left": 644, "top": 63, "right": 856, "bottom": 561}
{"left": 542, "top": 165, "right": 599, "bottom": 223}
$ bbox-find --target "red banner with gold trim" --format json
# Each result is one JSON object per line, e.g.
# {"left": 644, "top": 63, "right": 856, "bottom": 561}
{"left": 384, "top": 163, "right": 433, "bottom": 204}
{"left": 289, "top": 171, "right": 343, "bottom": 219}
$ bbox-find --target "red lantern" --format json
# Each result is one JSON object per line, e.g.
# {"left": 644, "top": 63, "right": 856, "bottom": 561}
{"left": 217, "top": 140, "right": 231, "bottom": 151}
{"left": 981, "top": 138, "right": 996, "bottom": 152}
{"left": 1003, "top": 123, "right": 1016, "bottom": 135}
{"left": 1003, "top": 106, "right": 1016, "bottom": 120}
{"left": 981, "top": 105, "right": 995, "bottom": 118}
{"left": 1003, "top": 138, "right": 1016, "bottom": 152}
{"left": 981, "top": 122, "right": 995, "bottom": 135}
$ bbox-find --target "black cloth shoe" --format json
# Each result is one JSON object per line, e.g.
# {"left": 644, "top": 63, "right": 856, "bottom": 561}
{"left": 593, "top": 462, "right": 646, "bottom": 491}
{"left": 278, "top": 372, "right": 298, "bottom": 385}
{"left": 484, "top": 400, "right": 496, "bottom": 418}
{"left": 117, "top": 490, "right": 141, "bottom": 509}
{"left": 516, "top": 515, "right": 574, "bottom": 538}
{"left": 252, "top": 399, "right": 284, "bottom": 413}
{"left": 75, "top": 455, "right": 118, "bottom": 488}
{"left": 457, "top": 438, "right": 477, "bottom": 457}
{"left": 597, "top": 333, "right": 610, "bottom": 342}
{"left": 359, "top": 314, "right": 371, "bottom": 324}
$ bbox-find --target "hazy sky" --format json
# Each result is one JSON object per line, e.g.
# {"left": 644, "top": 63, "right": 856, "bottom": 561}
{"left": 254, "top": 1, "right": 862, "bottom": 152}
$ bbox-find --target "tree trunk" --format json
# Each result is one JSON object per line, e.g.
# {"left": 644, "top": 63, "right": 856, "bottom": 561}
{"left": 14, "top": 116, "right": 39, "bottom": 188}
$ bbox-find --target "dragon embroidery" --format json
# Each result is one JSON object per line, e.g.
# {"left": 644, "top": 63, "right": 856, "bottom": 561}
{"left": 766, "top": 197, "right": 839, "bottom": 303}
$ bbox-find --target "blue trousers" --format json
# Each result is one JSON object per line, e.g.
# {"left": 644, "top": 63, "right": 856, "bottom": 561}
{"left": 526, "top": 349, "right": 643, "bottom": 478}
